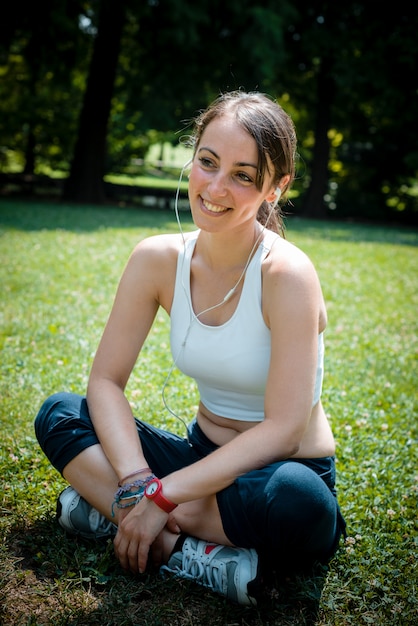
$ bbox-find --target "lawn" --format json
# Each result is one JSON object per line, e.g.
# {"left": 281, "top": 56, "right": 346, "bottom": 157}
{"left": 0, "top": 199, "right": 417, "bottom": 625}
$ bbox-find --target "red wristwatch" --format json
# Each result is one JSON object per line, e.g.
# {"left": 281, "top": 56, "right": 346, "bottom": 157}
{"left": 144, "top": 477, "right": 178, "bottom": 513}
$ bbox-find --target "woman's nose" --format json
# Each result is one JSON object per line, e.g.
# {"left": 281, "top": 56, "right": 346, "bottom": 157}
{"left": 208, "top": 172, "right": 228, "bottom": 197}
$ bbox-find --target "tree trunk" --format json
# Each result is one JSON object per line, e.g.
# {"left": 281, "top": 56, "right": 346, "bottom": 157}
{"left": 23, "top": 127, "right": 36, "bottom": 176}
{"left": 63, "top": 0, "right": 126, "bottom": 203}
{"left": 302, "top": 56, "right": 335, "bottom": 219}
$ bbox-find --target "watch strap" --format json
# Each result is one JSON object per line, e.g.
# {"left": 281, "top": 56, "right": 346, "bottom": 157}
{"left": 145, "top": 478, "right": 178, "bottom": 513}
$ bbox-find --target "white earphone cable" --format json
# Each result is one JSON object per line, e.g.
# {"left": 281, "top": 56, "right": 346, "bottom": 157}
{"left": 162, "top": 164, "right": 281, "bottom": 441}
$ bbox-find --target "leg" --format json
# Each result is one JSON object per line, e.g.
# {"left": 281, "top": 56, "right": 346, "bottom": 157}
{"left": 217, "top": 458, "right": 342, "bottom": 572}
{"left": 172, "top": 495, "right": 232, "bottom": 546}
{"left": 35, "top": 392, "right": 121, "bottom": 522}
{"left": 34, "top": 392, "right": 227, "bottom": 536}
{"left": 65, "top": 446, "right": 231, "bottom": 558}
{"left": 34, "top": 395, "right": 262, "bottom": 605}
{"left": 63, "top": 444, "right": 121, "bottom": 522}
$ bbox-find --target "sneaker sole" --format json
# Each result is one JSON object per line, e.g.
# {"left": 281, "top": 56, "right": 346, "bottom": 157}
{"left": 56, "top": 487, "right": 80, "bottom": 536}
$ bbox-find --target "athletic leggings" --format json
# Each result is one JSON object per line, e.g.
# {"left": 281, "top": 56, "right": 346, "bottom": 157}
{"left": 35, "top": 392, "right": 346, "bottom": 573}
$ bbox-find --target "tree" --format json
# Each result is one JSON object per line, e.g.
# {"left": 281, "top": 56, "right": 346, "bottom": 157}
{"left": 64, "top": 0, "right": 294, "bottom": 203}
{"left": 282, "top": 1, "right": 418, "bottom": 220}
{"left": 63, "top": 0, "right": 128, "bottom": 202}
{"left": 0, "top": 0, "right": 416, "bottom": 221}
{"left": 0, "top": 0, "right": 89, "bottom": 176}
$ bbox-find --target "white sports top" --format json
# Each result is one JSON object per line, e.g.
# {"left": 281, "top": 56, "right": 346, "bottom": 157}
{"left": 170, "top": 230, "right": 324, "bottom": 421}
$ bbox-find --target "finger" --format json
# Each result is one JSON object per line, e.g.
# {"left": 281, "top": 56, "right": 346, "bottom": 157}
{"left": 114, "top": 530, "right": 130, "bottom": 571}
{"left": 136, "top": 541, "right": 151, "bottom": 574}
{"left": 126, "top": 540, "right": 143, "bottom": 574}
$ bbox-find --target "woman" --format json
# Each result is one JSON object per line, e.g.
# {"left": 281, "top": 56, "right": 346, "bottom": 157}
{"left": 35, "top": 90, "right": 345, "bottom": 607}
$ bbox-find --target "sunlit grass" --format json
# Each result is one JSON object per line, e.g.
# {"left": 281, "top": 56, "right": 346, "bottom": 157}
{"left": 1, "top": 199, "right": 417, "bottom": 625}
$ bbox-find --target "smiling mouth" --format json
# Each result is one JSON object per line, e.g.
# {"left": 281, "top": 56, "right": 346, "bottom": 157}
{"left": 202, "top": 199, "right": 230, "bottom": 213}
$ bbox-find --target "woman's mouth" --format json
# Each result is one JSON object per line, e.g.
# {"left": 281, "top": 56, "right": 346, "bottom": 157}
{"left": 202, "top": 199, "right": 229, "bottom": 214}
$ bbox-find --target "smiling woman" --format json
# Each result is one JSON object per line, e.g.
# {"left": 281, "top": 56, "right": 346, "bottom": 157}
{"left": 188, "top": 118, "right": 278, "bottom": 231}
{"left": 187, "top": 91, "right": 295, "bottom": 237}
{"left": 34, "top": 90, "right": 346, "bottom": 607}
{"left": 1, "top": 200, "right": 416, "bottom": 623}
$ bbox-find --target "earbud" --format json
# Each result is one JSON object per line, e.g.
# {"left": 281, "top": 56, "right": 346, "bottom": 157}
{"left": 270, "top": 187, "right": 281, "bottom": 209}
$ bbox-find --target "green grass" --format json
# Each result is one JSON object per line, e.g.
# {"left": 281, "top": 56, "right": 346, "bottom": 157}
{"left": 1, "top": 199, "right": 417, "bottom": 625}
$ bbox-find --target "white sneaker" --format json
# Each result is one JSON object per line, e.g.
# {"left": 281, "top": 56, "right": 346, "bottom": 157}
{"left": 160, "top": 536, "right": 261, "bottom": 606}
{"left": 56, "top": 486, "right": 116, "bottom": 539}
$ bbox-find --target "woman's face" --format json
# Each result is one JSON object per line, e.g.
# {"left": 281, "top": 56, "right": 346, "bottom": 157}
{"left": 188, "top": 114, "right": 276, "bottom": 234}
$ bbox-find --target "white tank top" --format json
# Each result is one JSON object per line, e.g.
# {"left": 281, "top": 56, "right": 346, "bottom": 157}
{"left": 170, "top": 230, "right": 324, "bottom": 421}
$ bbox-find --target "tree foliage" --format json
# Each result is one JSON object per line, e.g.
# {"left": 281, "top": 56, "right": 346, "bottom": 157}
{"left": 0, "top": 0, "right": 417, "bottom": 222}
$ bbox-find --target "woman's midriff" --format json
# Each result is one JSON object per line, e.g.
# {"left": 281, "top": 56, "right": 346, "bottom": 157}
{"left": 196, "top": 401, "right": 336, "bottom": 458}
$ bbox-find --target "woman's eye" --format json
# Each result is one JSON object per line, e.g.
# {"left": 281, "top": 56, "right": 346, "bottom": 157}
{"left": 199, "top": 157, "right": 214, "bottom": 168}
{"left": 237, "top": 172, "right": 253, "bottom": 184}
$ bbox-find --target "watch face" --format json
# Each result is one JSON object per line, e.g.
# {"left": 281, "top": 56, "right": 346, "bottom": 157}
{"left": 146, "top": 480, "right": 159, "bottom": 496}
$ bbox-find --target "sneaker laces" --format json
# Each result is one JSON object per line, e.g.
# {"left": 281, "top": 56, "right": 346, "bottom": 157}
{"left": 167, "top": 551, "right": 226, "bottom": 595}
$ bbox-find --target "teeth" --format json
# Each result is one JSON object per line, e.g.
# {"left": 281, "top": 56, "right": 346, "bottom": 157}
{"left": 203, "top": 200, "right": 228, "bottom": 213}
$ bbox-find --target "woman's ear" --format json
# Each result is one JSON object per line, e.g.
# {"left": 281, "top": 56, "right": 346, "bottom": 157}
{"left": 266, "top": 187, "right": 280, "bottom": 203}
{"left": 265, "top": 175, "right": 291, "bottom": 203}
{"left": 265, "top": 187, "right": 281, "bottom": 206}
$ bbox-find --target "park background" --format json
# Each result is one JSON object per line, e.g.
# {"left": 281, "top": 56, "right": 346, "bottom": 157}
{"left": 1, "top": 1, "right": 417, "bottom": 625}
{"left": 0, "top": 0, "right": 417, "bottom": 222}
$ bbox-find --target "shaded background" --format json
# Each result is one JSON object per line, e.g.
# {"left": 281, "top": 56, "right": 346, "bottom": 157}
{"left": 1, "top": 0, "right": 417, "bottom": 223}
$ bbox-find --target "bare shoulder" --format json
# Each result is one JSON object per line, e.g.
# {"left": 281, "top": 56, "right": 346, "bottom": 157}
{"left": 130, "top": 232, "right": 186, "bottom": 260}
{"left": 264, "top": 236, "right": 319, "bottom": 284}
{"left": 127, "top": 230, "right": 198, "bottom": 270}
{"left": 262, "top": 235, "right": 326, "bottom": 327}
{"left": 125, "top": 231, "right": 197, "bottom": 311}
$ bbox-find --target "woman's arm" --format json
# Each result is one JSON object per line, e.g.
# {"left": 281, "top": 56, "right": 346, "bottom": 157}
{"left": 86, "top": 234, "right": 177, "bottom": 482}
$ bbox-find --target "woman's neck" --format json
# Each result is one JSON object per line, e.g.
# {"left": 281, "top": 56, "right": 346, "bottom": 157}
{"left": 195, "top": 222, "right": 264, "bottom": 272}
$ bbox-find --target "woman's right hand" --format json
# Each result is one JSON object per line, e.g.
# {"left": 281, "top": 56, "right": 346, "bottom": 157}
{"left": 114, "top": 500, "right": 181, "bottom": 573}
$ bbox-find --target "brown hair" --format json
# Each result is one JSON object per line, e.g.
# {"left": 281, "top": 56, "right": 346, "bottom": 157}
{"left": 189, "top": 91, "right": 297, "bottom": 235}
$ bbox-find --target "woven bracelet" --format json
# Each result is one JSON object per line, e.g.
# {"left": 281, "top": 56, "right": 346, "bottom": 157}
{"left": 111, "top": 474, "right": 156, "bottom": 517}
{"left": 111, "top": 488, "right": 145, "bottom": 516}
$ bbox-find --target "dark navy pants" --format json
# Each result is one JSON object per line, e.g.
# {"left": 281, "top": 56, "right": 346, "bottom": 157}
{"left": 35, "top": 392, "right": 346, "bottom": 573}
